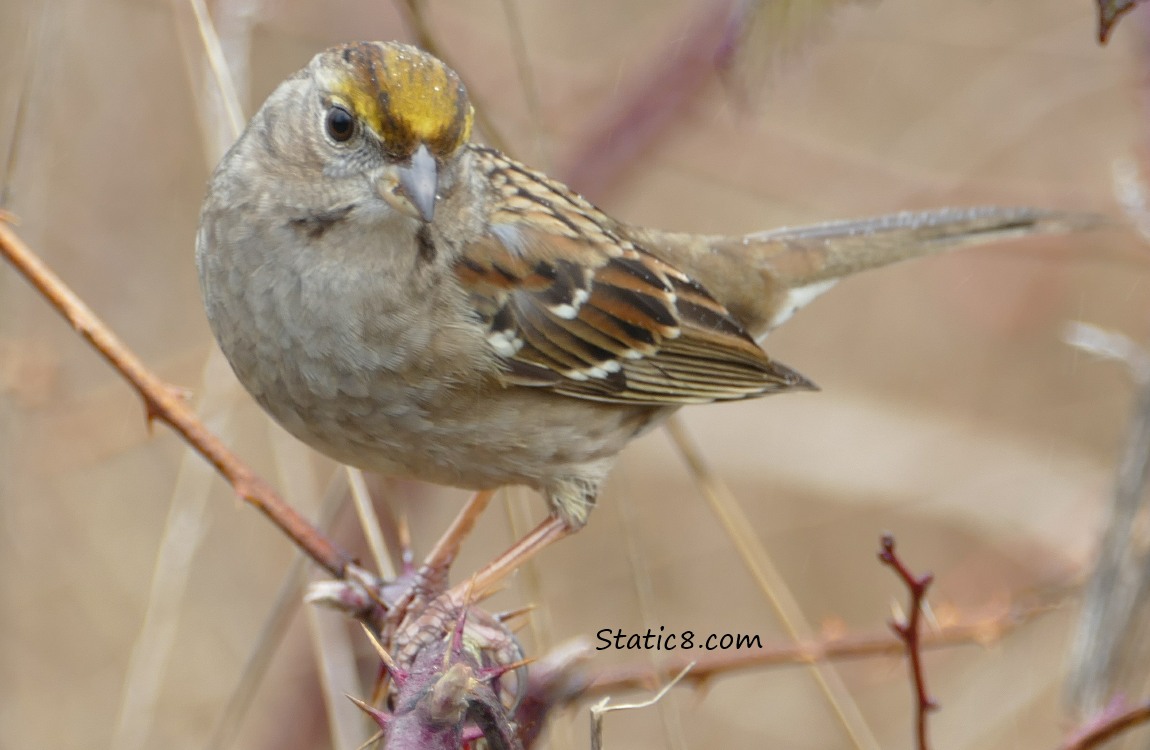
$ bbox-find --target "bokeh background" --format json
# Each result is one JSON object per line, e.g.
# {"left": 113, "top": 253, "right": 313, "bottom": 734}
{"left": 2, "top": 1, "right": 1148, "bottom": 748}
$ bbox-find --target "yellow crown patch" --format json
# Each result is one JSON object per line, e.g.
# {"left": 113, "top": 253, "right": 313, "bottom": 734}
{"left": 322, "top": 41, "right": 474, "bottom": 159}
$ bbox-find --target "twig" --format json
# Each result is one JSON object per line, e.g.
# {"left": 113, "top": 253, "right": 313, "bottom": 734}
{"left": 347, "top": 466, "right": 395, "bottom": 579}
{"left": 590, "top": 663, "right": 695, "bottom": 750}
{"left": 1063, "top": 321, "right": 1150, "bottom": 384}
{"left": 878, "top": 534, "right": 938, "bottom": 750}
{"left": 1061, "top": 697, "right": 1150, "bottom": 749}
{"left": 0, "top": 217, "right": 352, "bottom": 578}
{"left": 1097, "top": 0, "right": 1144, "bottom": 44}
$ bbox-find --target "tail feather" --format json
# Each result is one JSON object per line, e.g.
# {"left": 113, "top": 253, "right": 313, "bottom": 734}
{"left": 636, "top": 206, "right": 1105, "bottom": 339}
{"left": 742, "top": 206, "right": 1102, "bottom": 289}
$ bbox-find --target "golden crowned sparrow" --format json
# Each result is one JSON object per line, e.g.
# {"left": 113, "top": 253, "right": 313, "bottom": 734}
{"left": 197, "top": 41, "right": 1085, "bottom": 528}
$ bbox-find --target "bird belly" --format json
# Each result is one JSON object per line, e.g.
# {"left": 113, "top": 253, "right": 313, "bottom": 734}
{"left": 253, "top": 371, "right": 658, "bottom": 494}
{"left": 205, "top": 281, "right": 652, "bottom": 491}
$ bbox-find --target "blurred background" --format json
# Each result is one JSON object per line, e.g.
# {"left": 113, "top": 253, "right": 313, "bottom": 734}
{"left": 2, "top": 1, "right": 1148, "bottom": 748}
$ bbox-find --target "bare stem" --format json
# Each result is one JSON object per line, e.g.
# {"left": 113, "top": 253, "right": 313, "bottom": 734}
{"left": 878, "top": 534, "right": 938, "bottom": 750}
{"left": 1061, "top": 697, "right": 1150, "bottom": 749}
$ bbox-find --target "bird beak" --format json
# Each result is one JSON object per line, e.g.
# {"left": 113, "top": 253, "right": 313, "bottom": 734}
{"left": 393, "top": 144, "right": 439, "bottom": 223}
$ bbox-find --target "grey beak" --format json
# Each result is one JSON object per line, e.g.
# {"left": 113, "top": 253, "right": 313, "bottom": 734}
{"left": 397, "top": 144, "right": 439, "bottom": 223}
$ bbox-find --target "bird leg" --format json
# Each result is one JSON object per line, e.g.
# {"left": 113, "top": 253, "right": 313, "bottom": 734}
{"left": 450, "top": 516, "right": 574, "bottom": 600}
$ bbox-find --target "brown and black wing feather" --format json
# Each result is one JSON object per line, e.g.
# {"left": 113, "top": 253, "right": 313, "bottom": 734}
{"left": 454, "top": 147, "right": 813, "bottom": 406}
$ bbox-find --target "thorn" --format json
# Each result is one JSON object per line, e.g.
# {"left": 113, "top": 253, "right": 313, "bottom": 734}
{"left": 306, "top": 578, "right": 374, "bottom": 616}
{"left": 359, "top": 624, "right": 407, "bottom": 685}
{"left": 346, "top": 693, "right": 391, "bottom": 730}
{"left": 144, "top": 397, "right": 162, "bottom": 433}
{"left": 446, "top": 611, "right": 470, "bottom": 670}
{"left": 878, "top": 532, "right": 896, "bottom": 560}
{"left": 444, "top": 575, "right": 479, "bottom": 668}
{"left": 143, "top": 384, "right": 193, "bottom": 433}
{"left": 479, "top": 655, "right": 536, "bottom": 682}
{"left": 494, "top": 603, "right": 537, "bottom": 623}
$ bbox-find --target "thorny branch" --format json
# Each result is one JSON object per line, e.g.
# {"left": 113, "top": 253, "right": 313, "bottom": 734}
{"left": 879, "top": 534, "right": 938, "bottom": 750}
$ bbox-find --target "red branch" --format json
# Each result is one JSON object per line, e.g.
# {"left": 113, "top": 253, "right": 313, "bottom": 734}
{"left": 1098, "top": 0, "right": 1144, "bottom": 44}
{"left": 878, "top": 533, "right": 938, "bottom": 750}
{"left": 1061, "top": 697, "right": 1150, "bottom": 749}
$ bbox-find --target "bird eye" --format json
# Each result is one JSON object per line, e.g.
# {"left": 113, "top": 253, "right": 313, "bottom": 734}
{"left": 325, "top": 105, "right": 355, "bottom": 142}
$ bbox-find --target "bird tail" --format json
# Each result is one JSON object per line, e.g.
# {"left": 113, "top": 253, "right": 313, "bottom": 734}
{"left": 709, "top": 206, "right": 1103, "bottom": 335}
{"left": 742, "top": 206, "right": 1098, "bottom": 288}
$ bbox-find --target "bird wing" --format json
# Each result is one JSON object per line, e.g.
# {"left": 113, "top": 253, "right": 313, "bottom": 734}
{"left": 454, "top": 147, "right": 813, "bottom": 405}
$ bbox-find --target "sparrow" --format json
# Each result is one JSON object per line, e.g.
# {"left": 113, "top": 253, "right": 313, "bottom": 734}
{"left": 196, "top": 41, "right": 1089, "bottom": 528}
